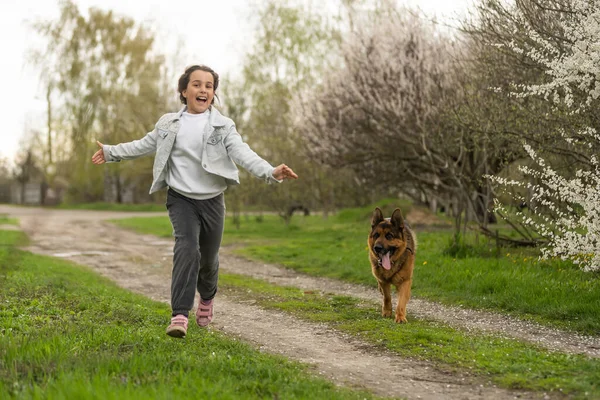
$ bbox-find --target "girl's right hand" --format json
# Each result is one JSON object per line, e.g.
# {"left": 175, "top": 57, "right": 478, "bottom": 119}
{"left": 272, "top": 164, "right": 298, "bottom": 180}
{"left": 92, "top": 141, "right": 106, "bottom": 164}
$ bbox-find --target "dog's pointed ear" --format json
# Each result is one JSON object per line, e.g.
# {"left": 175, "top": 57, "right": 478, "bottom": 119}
{"left": 371, "top": 207, "right": 384, "bottom": 228}
{"left": 391, "top": 208, "right": 405, "bottom": 230}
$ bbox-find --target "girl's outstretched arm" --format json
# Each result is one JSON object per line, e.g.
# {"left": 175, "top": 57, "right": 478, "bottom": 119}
{"left": 272, "top": 164, "right": 298, "bottom": 181}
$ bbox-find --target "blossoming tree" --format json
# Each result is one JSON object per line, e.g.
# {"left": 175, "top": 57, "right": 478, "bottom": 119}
{"left": 496, "top": 0, "right": 600, "bottom": 271}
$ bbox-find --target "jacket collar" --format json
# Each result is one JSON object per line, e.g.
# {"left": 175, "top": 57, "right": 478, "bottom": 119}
{"left": 172, "top": 106, "right": 228, "bottom": 127}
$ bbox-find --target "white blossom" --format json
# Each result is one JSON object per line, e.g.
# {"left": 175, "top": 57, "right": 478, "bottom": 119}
{"left": 491, "top": 1, "right": 600, "bottom": 271}
{"left": 506, "top": 0, "right": 600, "bottom": 112}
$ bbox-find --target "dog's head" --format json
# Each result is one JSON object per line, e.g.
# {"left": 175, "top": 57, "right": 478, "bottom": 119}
{"left": 369, "top": 207, "right": 408, "bottom": 270}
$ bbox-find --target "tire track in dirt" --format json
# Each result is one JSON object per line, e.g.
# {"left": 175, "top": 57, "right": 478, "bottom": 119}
{"left": 1, "top": 205, "right": 573, "bottom": 399}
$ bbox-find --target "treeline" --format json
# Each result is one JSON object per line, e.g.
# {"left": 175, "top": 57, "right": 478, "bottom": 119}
{"left": 10, "top": 0, "right": 600, "bottom": 264}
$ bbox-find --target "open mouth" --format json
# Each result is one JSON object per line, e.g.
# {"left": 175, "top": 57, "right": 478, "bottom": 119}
{"left": 376, "top": 246, "right": 397, "bottom": 270}
{"left": 196, "top": 95, "right": 208, "bottom": 105}
{"left": 378, "top": 251, "right": 392, "bottom": 270}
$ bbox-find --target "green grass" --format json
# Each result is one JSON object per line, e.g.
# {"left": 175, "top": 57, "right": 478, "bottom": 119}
{"left": 111, "top": 204, "right": 600, "bottom": 336}
{"left": 220, "top": 272, "right": 600, "bottom": 397}
{"left": 0, "top": 230, "right": 28, "bottom": 247}
{"left": 333, "top": 198, "right": 415, "bottom": 223}
{"left": 0, "top": 214, "right": 19, "bottom": 226}
{"left": 0, "top": 231, "right": 382, "bottom": 400}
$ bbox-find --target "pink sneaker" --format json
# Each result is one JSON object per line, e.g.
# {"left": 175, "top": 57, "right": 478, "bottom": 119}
{"left": 166, "top": 314, "right": 188, "bottom": 338}
{"left": 196, "top": 299, "right": 214, "bottom": 327}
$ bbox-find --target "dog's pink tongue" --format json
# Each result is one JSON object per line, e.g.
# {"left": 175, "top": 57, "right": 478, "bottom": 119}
{"left": 382, "top": 253, "right": 391, "bottom": 270}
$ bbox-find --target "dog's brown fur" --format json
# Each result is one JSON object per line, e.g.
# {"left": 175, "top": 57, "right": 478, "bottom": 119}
{"left": 368, "top": 207, "right": 417, "bottom": 323}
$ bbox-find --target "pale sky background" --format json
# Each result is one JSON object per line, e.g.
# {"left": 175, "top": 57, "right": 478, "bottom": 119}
{"left": 0, "top": 0, "right": 473, "bottom": 166}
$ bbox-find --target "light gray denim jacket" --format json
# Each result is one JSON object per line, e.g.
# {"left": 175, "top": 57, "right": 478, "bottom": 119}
{"left": 102, "top": 106, "right": 280, "bottom": 194}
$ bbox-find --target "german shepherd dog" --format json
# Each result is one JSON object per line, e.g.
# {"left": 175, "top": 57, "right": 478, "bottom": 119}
{"left": 368, "top": 208, "right": 417, "bottom": 323}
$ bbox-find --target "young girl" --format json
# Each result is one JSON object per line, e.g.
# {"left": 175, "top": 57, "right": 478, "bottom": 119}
{"left": 92, "top": 65, "right": 298, "bottom": 338}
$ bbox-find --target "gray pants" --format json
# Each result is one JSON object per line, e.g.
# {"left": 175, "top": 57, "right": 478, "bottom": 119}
{"left": 166, "top": 189, "right": 225, "bottom": 317}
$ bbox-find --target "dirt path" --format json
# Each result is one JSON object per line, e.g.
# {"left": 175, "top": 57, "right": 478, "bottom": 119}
{"left": 4, "top": 205, "right": 594, "bottom": 399}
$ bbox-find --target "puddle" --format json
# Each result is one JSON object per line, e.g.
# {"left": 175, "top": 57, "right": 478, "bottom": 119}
{"left": 52, "top": 251, "right": 111, "bottom": 258}
{"left": 0, "top": 224, "right": 22, "bottom": 231}
{"left": 142, "top": 237, "right": 172, "bottom": 246}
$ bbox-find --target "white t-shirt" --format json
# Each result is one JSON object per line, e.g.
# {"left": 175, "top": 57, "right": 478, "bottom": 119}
{"left": 166, "top": 110, "right": 227, "bottom": 199}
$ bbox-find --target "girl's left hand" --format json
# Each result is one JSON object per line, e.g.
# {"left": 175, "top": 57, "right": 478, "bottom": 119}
{"left": 273, "top": 164, "right": 298, "bottom": 181}
{"left": 92, "top": 141, "right": 106, "bottom": 165}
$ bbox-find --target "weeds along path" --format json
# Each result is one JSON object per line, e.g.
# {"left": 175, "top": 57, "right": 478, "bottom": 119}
{"left": 3, "top": 205, "right": 592, "bottom": 399}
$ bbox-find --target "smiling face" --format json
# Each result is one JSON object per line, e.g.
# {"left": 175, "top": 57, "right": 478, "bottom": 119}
{"left": 182, "top": 70, "right": 215, "bottom": 114}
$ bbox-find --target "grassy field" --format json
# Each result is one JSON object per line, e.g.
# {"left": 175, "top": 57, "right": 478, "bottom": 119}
{"left": 112, "top": 203, "right": 600, "bottom": 336}
{"left": 0, "top": 230, "right": 382, "bottom": 400}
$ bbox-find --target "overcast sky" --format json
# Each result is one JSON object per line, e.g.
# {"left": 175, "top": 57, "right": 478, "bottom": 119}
{"left": 0, "top": 0, "right": 473, "bottom": 165}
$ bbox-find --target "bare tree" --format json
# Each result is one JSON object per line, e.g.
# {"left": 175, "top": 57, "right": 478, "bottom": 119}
{"left": 296, "top": 4, "right": 500, "bottom": 233}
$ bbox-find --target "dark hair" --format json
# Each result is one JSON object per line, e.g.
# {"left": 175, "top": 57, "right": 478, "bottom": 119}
{"left": 178, "top": 65, "right": 219, "bottom": 105}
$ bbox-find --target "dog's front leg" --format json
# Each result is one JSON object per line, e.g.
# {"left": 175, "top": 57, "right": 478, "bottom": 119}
{"left": 394, "top": 278, "right": 412, "bottom": 323}
{"left": 378, "top": 281, "right": 393, "bottom": 318}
